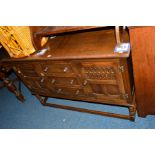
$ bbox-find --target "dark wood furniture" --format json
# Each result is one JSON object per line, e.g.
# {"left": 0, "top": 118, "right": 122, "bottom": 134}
{"left": 129, "top": 26, "right": 155, "bottom": 117}
{"left": 0, "top": 47, "right": 24, "bottom": 102}
{"left": 2, "top": 27, "right": 136, "bottom": 121}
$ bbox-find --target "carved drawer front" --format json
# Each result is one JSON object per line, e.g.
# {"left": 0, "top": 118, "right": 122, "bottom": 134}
{"left": 39, "top": 61, "right": 74, "bottom": 76}
{"left": 48, "top": 76, "right": 80, "bottom": 86}
{"left": 81, "top": 61, "right": 126, "bottom": 100}
{"left": 51, "top": 86, "right": 84, "bottom": 97}
{"left": 13, "top": 62, "right": 39, "bottom": 77}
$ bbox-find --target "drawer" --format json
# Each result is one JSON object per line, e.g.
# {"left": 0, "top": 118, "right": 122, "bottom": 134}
{"left": 40, "top": 61, "right": 74, "bottom": 75}
{"left": 51, "top": 86, "right": 84, "bottom": 97}
{"left": 13, "top": 62, "right": 39, "bottom": 77}
{"left": 48, "top": 76, "right": 80, "bottom": 86}
{"left": 21, "top": 76, "right": 50, "bottom": 92}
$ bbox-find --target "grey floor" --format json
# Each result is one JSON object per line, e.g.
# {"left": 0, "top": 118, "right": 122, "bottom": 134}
{"left": 0, "top": 80, "right": 155, "bottom": 129}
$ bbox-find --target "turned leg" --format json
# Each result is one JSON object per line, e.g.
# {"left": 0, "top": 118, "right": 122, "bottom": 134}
{"left": 3, "top": 78, "right": 25, "bottom": 102}
{"left": 0, "top": 68, "right": 25, "bottom": 102}
{"left": 129, "top": 106, "right": 135, "bottom": 121}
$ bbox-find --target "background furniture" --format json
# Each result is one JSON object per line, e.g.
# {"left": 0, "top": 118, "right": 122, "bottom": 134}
{"left": 2, "top": 27, "right": 136, "bottom": 121}
{"left": 0, "top": 47, "right": 24, "bottom": 101}
{"left": 129, "top": 26, "right": 155, "bottom": 117}
{"left": 0, "top": 26, "right": 36, "bottom": 58}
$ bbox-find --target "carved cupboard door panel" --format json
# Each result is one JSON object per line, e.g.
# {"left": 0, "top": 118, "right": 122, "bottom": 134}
{"left": 80, "top": 60, "right": 126, "bottom": 101}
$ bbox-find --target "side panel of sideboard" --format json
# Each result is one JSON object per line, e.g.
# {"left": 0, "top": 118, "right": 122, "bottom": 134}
{"left": 129, "top": 27, "right": 155, "bottom": 117}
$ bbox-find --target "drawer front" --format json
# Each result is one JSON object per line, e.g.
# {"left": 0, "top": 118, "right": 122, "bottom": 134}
{"left": 51, "top": 86, "right": 84, "bottom": 97}
{"left": 39, "top": 61, "right": 74, "bottom": 75}
{"left": 13, "top": 62, "right": 39, "bottom": 77}
{"left": 21, "top": 77, "right": 50, "bottom": 94}
{"left": 80, "top": 60, "right": 126, "bottom": 100}
{"left": 48, "top": 76, "right": 80, "bottom": 86}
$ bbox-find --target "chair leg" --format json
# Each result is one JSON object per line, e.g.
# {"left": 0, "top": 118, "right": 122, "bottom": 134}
{"left": 0, "top": 69, "right": 25, "bottom": 102}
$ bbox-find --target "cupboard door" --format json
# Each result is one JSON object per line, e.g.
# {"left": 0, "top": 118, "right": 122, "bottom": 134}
{"left": 51, "top": 86, "right": 84, "bottom": 97}
{"left": 48, "top": 76, "right": 80, "bottom": 87}
{"left": 80, "top": 60, "right": 126, "bottom": 100}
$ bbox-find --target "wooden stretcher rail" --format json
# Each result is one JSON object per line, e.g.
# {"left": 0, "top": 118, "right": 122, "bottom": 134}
{"left": 36, "top": 95, "right": 135, "bottom": 121}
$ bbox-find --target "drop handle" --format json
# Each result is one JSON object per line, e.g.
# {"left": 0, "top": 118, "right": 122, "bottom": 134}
{"left": 40, "top": 78, "right": 44, "bottom": 83}
{"left": 83, "top": 80, "right": 88, "bottom": 86}
{"left": 17, "top": 70, "right": 21, "bottom": 74}
{"left": 63, "top": 67, "right": 69, "bottom": 73}
{"left": 17, "top": 69, "right": 25, "bottom": 77}
{"left": 75, "top": 90, "right": 80, "bottom": 95}
{"left": 51, "top": 79, "right": 56, "bottom": 84}
{"left": 40, "top": 73, "right": 45, "bottom": 76}
{"left": 70, "top": 79, "right": 74, "bottom": 85}
{"left": 57, "top": 88, "right": 62, "bottom": 93}
{"left": 44, "top": 66, "right": 48, "bottom": 72}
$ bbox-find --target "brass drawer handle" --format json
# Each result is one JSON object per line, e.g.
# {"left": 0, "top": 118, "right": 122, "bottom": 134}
{"left": 76, "top": 90, "right": 80, "bottom": 95}
{"left": 40, "top": 73, "right": 45, "bottom": 76}
{"left": 40, "top": 78, "right": 44, "bottom": 83}
{"left": 63, "top": 67, "right": 69, "bottom": 73}
{"left": 17, "top": 70, "right": 21, "bottom": 74}
{"left": 83, "top": 80, "right": 88, "bottom": 86}
{"left": 44, "top": 66, "right": 48, "bottom": 72}
{"left": 57, "top": 88, "right": 62, "bottom": 93}
{"left": 51, "top": 79, "right": 56, "bottom": 84}
{"left": 70, "top": 79, "right": 74, "bottom": 84}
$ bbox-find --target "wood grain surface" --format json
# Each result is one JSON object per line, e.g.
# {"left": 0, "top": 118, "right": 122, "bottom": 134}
{"left": 129, "top": 26, "right": 155, "bottom": 117}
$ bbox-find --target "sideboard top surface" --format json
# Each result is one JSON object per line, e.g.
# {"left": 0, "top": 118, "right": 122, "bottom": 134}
{"left": 2, "top": 28, "right": 130, "bottom": 62}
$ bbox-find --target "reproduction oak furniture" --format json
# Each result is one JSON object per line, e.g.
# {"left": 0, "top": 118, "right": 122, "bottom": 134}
{"left": 1, "top": 27, "right": 136, "bottom": 121}
{"left": 129, "top": 26, "right": 155, "bottom": 117}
